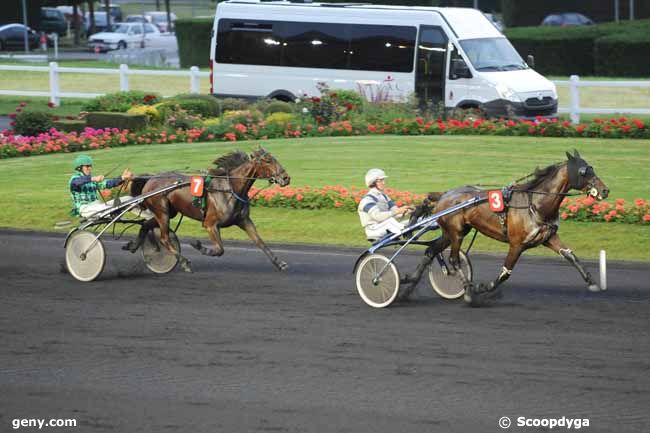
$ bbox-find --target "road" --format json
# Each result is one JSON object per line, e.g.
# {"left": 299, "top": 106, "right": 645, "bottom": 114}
{"left": 0, "top": 230, "right": 649, "bottom": 432}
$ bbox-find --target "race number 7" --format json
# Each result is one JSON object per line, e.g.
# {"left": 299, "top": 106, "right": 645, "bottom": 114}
{"left": 190, "top": 176, "right": 204, "bottom": 197}
{"left": 488, "top": 190, "right": 504, "bottom": 212}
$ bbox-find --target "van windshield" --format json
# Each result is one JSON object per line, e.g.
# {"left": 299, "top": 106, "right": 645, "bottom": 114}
{"left": 459, "top": 37, "right": 527, "bottom": 72}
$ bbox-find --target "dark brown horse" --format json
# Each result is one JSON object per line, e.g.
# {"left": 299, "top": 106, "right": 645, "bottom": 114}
{"left": 408, "top": 150, "right": 609, "bottom": 306}
{"left": 124, "top": 148, "right": 291, "bottom": 272}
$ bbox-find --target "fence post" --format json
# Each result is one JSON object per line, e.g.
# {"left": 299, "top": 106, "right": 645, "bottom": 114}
{"left": 569, "top": 75, "right": 580, "bottom": 124}
{"left": 190, "top": 66, "right": 200, "bottom": 93}
{"left": 48, "top": 61, "right": 60, "bottom": 107}
{"left": 119, "top": 64, "right": 129, "bottom": 91}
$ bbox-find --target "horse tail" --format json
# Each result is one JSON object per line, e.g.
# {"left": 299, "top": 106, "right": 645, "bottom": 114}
{"left": 408, "top": 191, "right": 444, "bottom": 225}
{"left": 128, "top": 176, "right": 150, "bottom": 197}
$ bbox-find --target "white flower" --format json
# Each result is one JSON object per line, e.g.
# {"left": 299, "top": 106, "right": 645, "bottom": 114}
{"left": 302, "top": 107, "right": 309, "bottom": 114}
{"left": 295, "top": 98, "right": 301, "bottom": 103}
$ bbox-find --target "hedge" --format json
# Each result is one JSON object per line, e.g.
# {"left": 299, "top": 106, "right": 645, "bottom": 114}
{"left": 86, "top": 112, "right": 148, "bottom": 131}
{"left": 161, "top": 94, "right": 221, "bottom": 117}
{"left": 52, "top": 119, "right": 86, "bottom": 133}
{"left": 176, "top": 18, "right": 212, "bottom": 69}
{"left": 505, "top": 20, "right": 650, "bottom": 76}
{"left": 595, "top": 33, "right": 650, "bottom": 77}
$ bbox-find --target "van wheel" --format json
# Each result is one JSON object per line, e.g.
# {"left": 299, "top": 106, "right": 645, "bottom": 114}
{"left": 118, "top": 41, "right": 127, "bottom": 49}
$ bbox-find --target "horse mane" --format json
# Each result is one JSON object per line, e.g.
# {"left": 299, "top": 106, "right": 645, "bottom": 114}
{"left": 515, "top": 162, "right": 564, "bottom": 191}
{"left": 208, "top": 150, "right": 250, "bottom": 175}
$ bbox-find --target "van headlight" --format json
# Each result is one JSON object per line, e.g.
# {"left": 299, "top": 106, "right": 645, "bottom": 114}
{"left": 496, "top": 83, "right": 521, "bottom": 102}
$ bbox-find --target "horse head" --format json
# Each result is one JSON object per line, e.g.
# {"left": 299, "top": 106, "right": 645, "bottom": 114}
{"left": 566, "top": 150, "right": 609, "bottom": 200}
{"left": 251, "top": 148, "right": 291, "bottom": 187}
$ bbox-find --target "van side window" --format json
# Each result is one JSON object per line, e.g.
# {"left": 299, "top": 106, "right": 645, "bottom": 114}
{"left": 448, "top": 44, "right": 470, "bottom": 79}
{"left": 279, "top": 22, "right": 348, "bottom": 69}
{"left": 216, "top": 19, "right": 415, "bottom": 73}
{"left": 217, "top": 20, "right": 282, "bottom": 66}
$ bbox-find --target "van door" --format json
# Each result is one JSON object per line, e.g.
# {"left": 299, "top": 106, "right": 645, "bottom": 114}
{"left": 415, "top": 26, "right": 447, "bottom": 110}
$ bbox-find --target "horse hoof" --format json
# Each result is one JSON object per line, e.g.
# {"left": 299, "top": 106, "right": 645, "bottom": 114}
{"left": 180, "top": 260, "right": 193, "bottom": 273}
{"left": 588, "top": 284, "right": 600, "bottom": 292}
{"left": 276, "top": 260, "right": 288, "bottom": 272}
{"left": 190, "top": 240, "right": 202, "bottom": 251}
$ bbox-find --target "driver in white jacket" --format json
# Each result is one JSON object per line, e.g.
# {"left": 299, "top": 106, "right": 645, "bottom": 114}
{"left": 358, "top": 168, "right": 412, "bottom": 240}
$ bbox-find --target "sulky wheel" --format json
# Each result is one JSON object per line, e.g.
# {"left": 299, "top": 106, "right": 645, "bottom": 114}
{"left": 355, "top": 254, "right": 400, "bottom": 308}
{"left": 65, "top": 230, "right": 106, "bottom": 282}
{"left": 141, "top": 228, "right": 180, "bottom": 274}
{"left": 428, "top": 249, "right": 472, "bottom": 299}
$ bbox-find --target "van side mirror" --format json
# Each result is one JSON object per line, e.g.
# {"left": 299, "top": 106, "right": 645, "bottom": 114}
{"left": 527, "top": 54, "right": 535, "bottom": 69}
{"left": 451, "top": 58, "right": 472, "bottom": 79}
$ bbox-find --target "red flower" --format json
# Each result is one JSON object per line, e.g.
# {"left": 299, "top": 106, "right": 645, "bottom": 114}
{"left": 334, "top": 201, "right": 342, "bottom": 208}
{"left": 47, "top": 101, "right": 55, "bottom": 108}
{"left": 635, "top": 198, "right": 646, "bottom": 207}
{"left": 19, "top": 102, "right": 27, "bottom": 107}
{"left": 8, "top": 113, "right": 16, "bottom": 119}
{"left": 615, "top": 198, "right": 625, "bottom": 206}
{"left": 643, "top": 215, "right": 650, "bottom": 222}
{"left": 224, "top": 132, "right": 237, "bottom": 141}
{"left": 345, "top": 103, "right": 354, "bottom": 111}
{"left": 561, "top": 212, "right": 569, "bottom": 220}
{"left": 15, "top": 108, "right": 22, "bottom": 113}
{"left": 633, "top": 119, "right": 645, "bottom": 129}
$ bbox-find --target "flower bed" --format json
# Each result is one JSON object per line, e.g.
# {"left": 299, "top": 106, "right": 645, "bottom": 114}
{"left": 246, "top": 185, "right": 649, "bottom": 225}
{"left": 248, "top": 185, "right": 426, "bottom": 212}
{"left": 560, "top": 196, "right": 650, "bottom": 224}
{"left": 1, "top": 116, "right": 649, "bottom": 159}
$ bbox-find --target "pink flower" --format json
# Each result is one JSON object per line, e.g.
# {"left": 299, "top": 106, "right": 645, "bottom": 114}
{"left": 643, "top": 215, "right": 650, "bottom": 222}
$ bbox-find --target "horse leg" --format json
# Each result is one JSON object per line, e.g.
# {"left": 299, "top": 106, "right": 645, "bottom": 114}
{"left": 238, "top": 216, "right": 288, "bottom": 271}
{"left": 156, "top": 208, "right": 192, "bottom": 273}
{"left": 544, "top": 233, "right": 600, "bottom": 292}
{"left": 400, "top": 235, "right": 451, "bottom": 299}
{"left": 190, "top": 224, "right": 225, "bottom": 257}
{"left": 464, "top": 244, "right": 523, "bottom": 307}
{"left": 122, "top": 218, "right": 158, "bottom": 253}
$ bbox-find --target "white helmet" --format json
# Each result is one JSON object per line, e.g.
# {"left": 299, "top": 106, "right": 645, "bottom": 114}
{"left": 365, "top": 168, "right": 387, "bottom": 187}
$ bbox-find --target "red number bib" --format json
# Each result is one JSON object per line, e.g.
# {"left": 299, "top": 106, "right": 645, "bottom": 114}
{"left": 488, "top": 190, "right": 504, "bottom": 212}
{"left": 190, "top": 176, "right": 204, "bottom": 197}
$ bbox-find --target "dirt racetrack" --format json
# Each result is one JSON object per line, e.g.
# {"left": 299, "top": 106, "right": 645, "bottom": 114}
{"left": 1, "top": 230, "right": 649, "bottom": 432}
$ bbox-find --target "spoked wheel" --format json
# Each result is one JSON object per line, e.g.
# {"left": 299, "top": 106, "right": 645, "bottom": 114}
{"left": 141, "top": 228, "right": 180, "bottom": 274}
{"left": 428, "top": 249, "right": 472, "bottom": 299}
{"left": 356, "top": 254, "right": 400, "bottom": 308}
{"left": 65, "top": 230, "right": 106, "bottom": 282}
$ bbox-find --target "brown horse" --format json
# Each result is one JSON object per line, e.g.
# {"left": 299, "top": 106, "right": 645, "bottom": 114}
{"left": 408, "top": 150, "right": 609, "bottom": 306}
{"left": 124, "top": 148, "right": 291, "bottom": 272}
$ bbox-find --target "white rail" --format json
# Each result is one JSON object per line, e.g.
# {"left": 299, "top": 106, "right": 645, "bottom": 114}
{"left": 1, "top": 64, "right": 648, "bottom": 121}
{"left": 553, "top": 75, "right": 650, "bottom": 123}
{"left": 0, "top": 62, "right": 209, "bottom": 106}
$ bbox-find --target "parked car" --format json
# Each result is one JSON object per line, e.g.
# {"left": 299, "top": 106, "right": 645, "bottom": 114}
{"left": 145, "top": 11, "right": 177, "bottom": 33}
{"left": 85, "top": 11, "right": 109, "bottom": 35}
{"left": 87, "top": 22, "right": 161, "bottom": 52}
{"left": 99, "top": 4, "right": 124, "bottom": 22}
{"left": 541, "top": 13, "right": 595, "bottom": 26}
{"left": 125, "top": 15, "right": 152, "bottom": 24}
{"left": 0, "top": 24, "right": 40, "bottom": 51}
{"left": 39, "top": 7, "right": 67, "bottom": 35}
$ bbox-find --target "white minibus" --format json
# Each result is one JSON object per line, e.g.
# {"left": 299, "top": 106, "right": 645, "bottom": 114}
{"left": 209, "top": 0, "right": 558, "bottom": 119}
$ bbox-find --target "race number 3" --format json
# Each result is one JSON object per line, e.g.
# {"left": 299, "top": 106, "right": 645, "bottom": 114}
{"left": 190, "top": 176, "right": 204, "bottom": 197}
{"left": 488, "top": 190, "right": 504, "bottom": 212}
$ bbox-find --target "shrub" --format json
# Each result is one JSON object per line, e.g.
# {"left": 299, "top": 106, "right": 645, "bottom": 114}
{"left": 164, "top": 108, "right": 202, "bottom": 130}
{"left": 202, "top": 117, "right": 221, "bottom": 128}
{"left": 159, "top": 97, "right": 219, "bottom": 118}
{"left": 264, "top": 100, "right": 293, "bottom": 115}
{"left": 595, "top": 33, "right": 650, "bottom": 77}
{"left": 330, "top": 89, "right": 365, "bottom": 112}
{"left": 223, "top": 109, "right": 263, "bottom": 125}
{"left": 86, "top": 112, "right": 148, "bottom": 130}
{"left": 82, "top": 91, "right": 161, "bottom": 113}
{"left": 265, "top": 112, "right": 294, "bottom": 125}
{"left": 219, "top": 97, "right": 250, "bottom": 112}
{"left": 14, "top": 111, "right": 53, "bottom": 136}
{"left": 175, "top": 18, "right": 212, "bottom": 68}
{"left": 127, "top": 105, "right": 161, "bottom": 124}
{"left": 173, "top": 93, "right": 221, "bottom": 116}
{"left": 52, "top": 119, "right": 86, "bottom": 133}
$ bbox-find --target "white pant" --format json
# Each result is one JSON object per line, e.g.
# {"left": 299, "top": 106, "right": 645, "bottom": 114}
{"left": 364, "top": 217, "right": 406, "bottom": 240}
{"left": 79, "top": 196, "right": 155, "bottom": 220}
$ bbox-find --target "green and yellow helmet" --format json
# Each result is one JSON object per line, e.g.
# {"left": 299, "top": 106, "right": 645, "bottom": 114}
{"left": 73, "top": 154, "right": 93, "bottom": 170}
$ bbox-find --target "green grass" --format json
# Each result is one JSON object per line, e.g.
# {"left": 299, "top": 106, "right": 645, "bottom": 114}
{"left": 1, "top": 135, "right": 649, "bottom": 260}
{"left": 0, "top": 96, "right": 88, "bottom": 117}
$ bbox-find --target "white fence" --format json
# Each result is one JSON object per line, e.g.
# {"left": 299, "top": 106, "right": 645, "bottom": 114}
{"left": 0, "top": 62, "right": 209, "bottom": 105}
{"left": 555, "top": 75, "right": 650, "bottom": 123}
{"left": 1, "top": 63, "right": 649, "bottom": 122}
